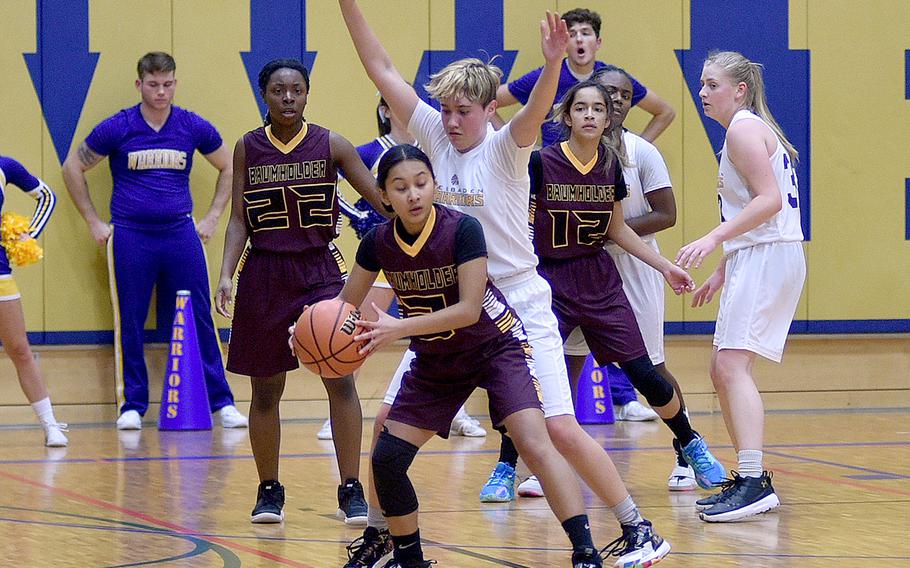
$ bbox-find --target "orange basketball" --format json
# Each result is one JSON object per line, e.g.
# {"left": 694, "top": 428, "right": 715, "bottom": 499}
{"left": 292, "top": 299, "right": 368, "bottom": 378}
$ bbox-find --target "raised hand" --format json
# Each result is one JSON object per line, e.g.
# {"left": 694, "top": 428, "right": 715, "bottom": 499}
{"left": 540, "top": 11, "right": 570, "bottom": 65}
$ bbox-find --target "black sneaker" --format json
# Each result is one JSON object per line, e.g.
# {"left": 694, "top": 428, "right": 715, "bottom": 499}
{"left": 344, "top": 527, "right": 393, "bottom": 568}
{"left": 338, "top": 478, "right": 369, "bottom": 526}
{"left": 601, "top": 519, "right": 671, "bottom": 567}
{"left": 695, "top": 473, "right": 738, "bottom": 511}
{"left": 251, "top": 480, "right": 285, "bottom": 523}
{"left": 699, "top": 471, "right": 780, "bottom": 522}
{"left": 571, "top": 546, "right": 602, "bottom": 567}
{"left": 381, "top": 561, "right": 436, "bottom": 568}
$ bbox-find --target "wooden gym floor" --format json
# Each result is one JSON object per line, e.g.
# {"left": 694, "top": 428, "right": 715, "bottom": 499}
{"left": 1, "top": 407, "right": 909, "bottom": 566}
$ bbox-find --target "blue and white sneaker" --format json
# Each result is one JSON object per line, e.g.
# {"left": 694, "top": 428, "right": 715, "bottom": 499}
{"left": 479, "top": 462, "right": 516, "bottom": 502}
{"left": 681, "top": 436, "right": 726, "bottom": 489}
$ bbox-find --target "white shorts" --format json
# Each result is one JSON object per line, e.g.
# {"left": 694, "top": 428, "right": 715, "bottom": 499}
{"left": 563, "top": 240, "right": 665, "bottom": 364}
{"left": 714, "top": 242, "right": 805, "bottom": 362}
{"left": 384, "top": 270, "right": 575, "bottom": 418}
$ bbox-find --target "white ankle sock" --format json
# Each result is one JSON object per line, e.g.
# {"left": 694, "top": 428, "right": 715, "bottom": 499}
{"left": 31, "top": 397, "right": 57, "bottom": 426}
{"left": 737, "top": 449, "right": 763, "bottom": 478}
{"left": 367, "top": 504, "right": 388, "bottom": 530}
{"left": 612, "top": 495, "right": 643, "bottom": 525}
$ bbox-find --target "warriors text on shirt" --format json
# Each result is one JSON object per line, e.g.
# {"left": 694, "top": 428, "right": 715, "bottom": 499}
{"left": 127, "top": 149, "right": 187, "bottom": 170}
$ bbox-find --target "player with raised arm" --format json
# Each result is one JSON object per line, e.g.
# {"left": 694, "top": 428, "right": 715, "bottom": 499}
{"left": 338, "top": 2, "right": 670, "bottom": 566}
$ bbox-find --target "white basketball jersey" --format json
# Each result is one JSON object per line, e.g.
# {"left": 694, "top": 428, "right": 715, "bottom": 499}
{"left": 605, "top": 131, "right": 672, "bottom": 254}
{"left": 718, "top": 110, "right": 804, "bottom": 254}
{"left": 409, "top": 100, "right": 538, "bottom": 282}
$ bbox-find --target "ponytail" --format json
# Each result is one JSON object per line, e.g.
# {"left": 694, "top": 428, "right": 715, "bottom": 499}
{"left": 706, "top": 51, "right": 798, "bottom": 163}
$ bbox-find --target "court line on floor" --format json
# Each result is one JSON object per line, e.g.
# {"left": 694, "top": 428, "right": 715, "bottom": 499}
{"left": 764, "top": 449, "right": 910, "bottom": 479}
{"left": 3, "top": 439, "right": 909, "bottom": 466}
{"left": 0, "top": 468, "right": 316, "bottom": 568}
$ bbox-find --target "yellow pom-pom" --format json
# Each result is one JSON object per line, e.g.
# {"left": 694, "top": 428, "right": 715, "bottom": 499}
{"left": 1, "top": 212, "right": 44, "bottom": 267}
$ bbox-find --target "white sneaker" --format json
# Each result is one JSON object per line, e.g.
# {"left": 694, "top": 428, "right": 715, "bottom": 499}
{"left": 116, "top": 410, "right": 142, "bottom": 430}
{"left": 613, "top": 400, "right": 659, "bottom": 422}
{"left": 668, "top": 463, "right": 697, "bottom": 491}
{"left": 316, "top": 419, "right": 333, "bottom": 440}
{"left": 218, "top": 405, "right": 249, "bottom": 428}
{"left": 44, "top": 423, "right": 69, "bottom": 447}
{"left": 449, "top": 407, "right": 487, "bottom": 437}
{"left": 517, "top": 475, "right": 545, "bottom": 498}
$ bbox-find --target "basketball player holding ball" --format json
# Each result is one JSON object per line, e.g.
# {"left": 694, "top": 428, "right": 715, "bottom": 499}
{"left": 215, "top": 58, "right": 387, "bottom": 526}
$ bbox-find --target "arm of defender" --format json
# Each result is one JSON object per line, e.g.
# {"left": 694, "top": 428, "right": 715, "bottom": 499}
{"left": 625, "top": 186, "right": 676, "bottom": 236}
{"left": 338, "top": 0, "right": 420, "bottom": 129}
{"left": 676, "top": 120, "right": 781, "bottom": 269}
{"left": 508, "top": 13, "right": 569, "bottom": 147}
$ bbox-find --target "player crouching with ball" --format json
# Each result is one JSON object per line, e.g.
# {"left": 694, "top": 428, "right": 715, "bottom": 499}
{"left": 307, "top": 144, "right": 617, "bottom": 568}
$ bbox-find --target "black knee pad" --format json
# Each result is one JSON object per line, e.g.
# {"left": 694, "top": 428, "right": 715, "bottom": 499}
{"left": 371, "top": 430, "right": 420, "bottom": 517}
{"left": 620, "top": 354, "right": 674, "bottom": 407}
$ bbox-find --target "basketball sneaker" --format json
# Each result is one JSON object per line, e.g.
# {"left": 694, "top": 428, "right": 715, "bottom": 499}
{"left": 699, "top": 471, "right": 780, "bottom": 523}
{"left": 572, "top": 546, "right": 603, "bottom": 567}
{"left": 217, "top": 405, "right": 249, "bottom": 428}
{"left": 667, "top": 439, "right": 696, "bottom": 491}
{"left": 695, "top": 475, "right": 737, "bottom": 511}
{"left": 317, "top": 418, "right": 333, "bottom": 440}
{"left": 449, "top": 407, "right": 487, "bottom": 437}
{"left": 380, "top": 560, "right": 436, "bottom": 568}
{"left": 251, "top": 480, "right": 285, "bottom": 523}
{"left": 479, "top": 462, "right": 516, "bottom": 502}
{"left": 601, "top": 520, "right": 671, "bottom": 568}
{"left": 338, "top": 478, "right": 369, "bottom": 525}
{"left": 516, "top": 475, "right": 545, "bottom": 498}
{"left": 613, "top": 400, "right": 659, "bottom": 422}
{"left": 116, "top": 410, "right": 142, "bottom": 430}
{"left": 680, "top": 435, "right": 726, "bottom": 489}
{"left": 344, "top": 527, "right": 393, "bottom": 567}
{"left": 43, "top": 422, "right": 68, "bottom": 448}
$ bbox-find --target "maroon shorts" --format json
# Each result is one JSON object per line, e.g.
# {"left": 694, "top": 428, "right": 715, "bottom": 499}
{"left": 538, "top": 252, "right": 648, "bottom": 364}
{"left": 227, "top": 246, "right": 344, "bottom": 376}
{"left": 387, "top": 332, "right": 543, "bottom": 437}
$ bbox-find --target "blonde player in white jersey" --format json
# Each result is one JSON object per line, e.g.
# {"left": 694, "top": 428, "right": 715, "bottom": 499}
{"left": 676, "top": 51, "right": 806, "bottom": 522}
{"left": 339, "top": 2, "right": 671, "bottom": 566}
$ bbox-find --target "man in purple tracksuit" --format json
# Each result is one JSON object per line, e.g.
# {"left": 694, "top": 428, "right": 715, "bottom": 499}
{"left": 62, "top": 52, "right": 247, "bottom": 430}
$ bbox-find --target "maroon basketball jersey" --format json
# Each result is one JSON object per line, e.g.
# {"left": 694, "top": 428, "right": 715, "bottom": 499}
{"left": 373, "top": 206, "right": 520, "bottom": 355}
{"left": 242, "top": 123, "right": 339, "bottom": 252}
{"left": 531, "top": 142, "right": 626, "bottom": 260}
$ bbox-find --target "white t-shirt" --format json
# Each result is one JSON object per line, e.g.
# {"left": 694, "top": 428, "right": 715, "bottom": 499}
{"left": 408, "top": 100, "right": 538, "bottom": 282}
{"left": 719, "top": 109, "right": 804, "bottom": 254}
{"left": 605, "top": 130, "right": 672, "bottom": 254}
